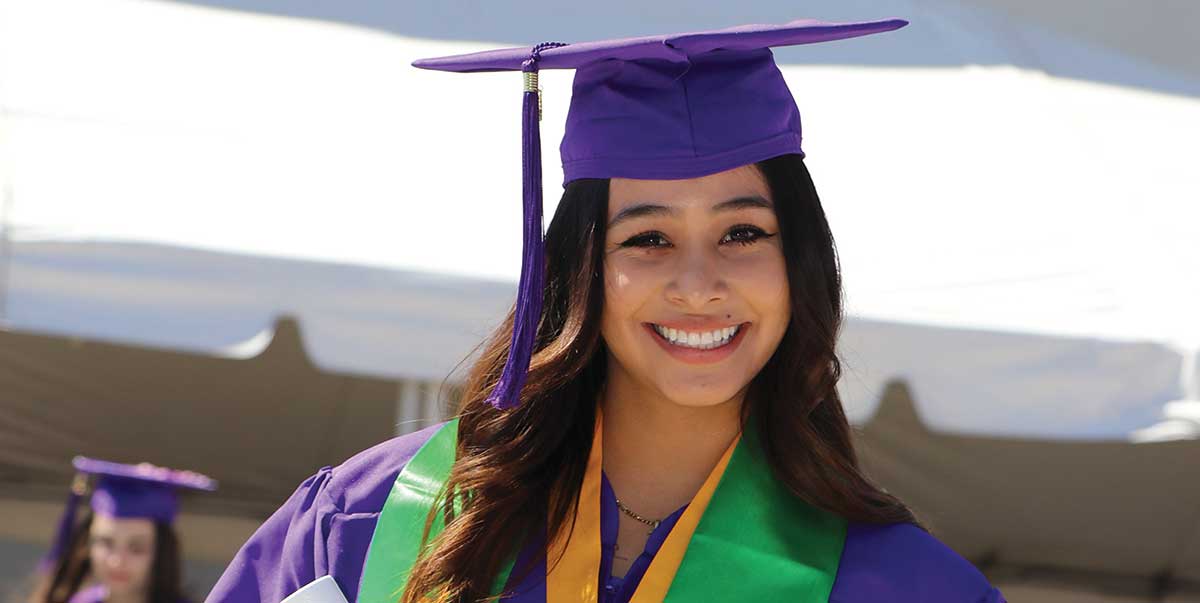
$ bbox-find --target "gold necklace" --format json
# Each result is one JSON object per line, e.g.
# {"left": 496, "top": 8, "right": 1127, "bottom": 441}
{"left": 614, "top": 495, "right": 663, "bottom": 534}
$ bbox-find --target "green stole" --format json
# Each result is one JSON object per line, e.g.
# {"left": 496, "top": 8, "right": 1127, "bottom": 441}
{"left": 357, "top": 420, "right": 846, "bottom": 602}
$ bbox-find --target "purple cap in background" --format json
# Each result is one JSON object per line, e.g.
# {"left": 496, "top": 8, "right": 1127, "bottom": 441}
{"left": 40, "top": 457, "right": 216, "bottom": 572}
{"left": 73, "top": 456, "right": 216, "bottom": 523}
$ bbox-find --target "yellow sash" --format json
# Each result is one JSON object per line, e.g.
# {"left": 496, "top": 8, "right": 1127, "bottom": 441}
{"left": 546, "top": 411, "right": 740, "bottom": 602}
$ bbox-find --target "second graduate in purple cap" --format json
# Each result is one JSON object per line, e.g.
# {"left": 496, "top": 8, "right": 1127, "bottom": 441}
{"left": 209, "top": 17, "right": 1007, "bottom": 603}
{"left": 32, "top": 457, "right": 216, "bottom": 603}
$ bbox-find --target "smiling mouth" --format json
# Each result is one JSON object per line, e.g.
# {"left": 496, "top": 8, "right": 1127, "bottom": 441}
{"left": 650, "top": 323, "right": 744, "bottom": 350}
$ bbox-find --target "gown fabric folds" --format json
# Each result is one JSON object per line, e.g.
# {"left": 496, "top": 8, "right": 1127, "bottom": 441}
{"left": 205, "top": 423, "right": 1005, "bottom": 603}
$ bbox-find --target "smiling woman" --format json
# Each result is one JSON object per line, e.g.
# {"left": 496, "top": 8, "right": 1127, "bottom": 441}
{"left": 208, "top": 17, "right": 1005, "bottom": 603}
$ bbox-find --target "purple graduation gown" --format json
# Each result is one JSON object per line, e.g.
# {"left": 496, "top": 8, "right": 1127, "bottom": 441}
{"left": 67, "top": 586, "right": 106, "bottom": 603}
{"left": 67, "top": 585, "right": 192, "bottom": 603}
{"left": 206, "top": 424, "right": 1005, "bottom": 603}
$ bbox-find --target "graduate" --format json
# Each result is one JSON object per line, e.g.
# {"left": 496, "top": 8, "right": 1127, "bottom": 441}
{"left": 208, "top": 18, "right": 1006, "bottom": 603}
{"left": 31, "top": 457, "right": 216, "bottom": 603}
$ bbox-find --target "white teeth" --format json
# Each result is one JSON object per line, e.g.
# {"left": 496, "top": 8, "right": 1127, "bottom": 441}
{"left": 652, "top": 324, "right": 741, "bottom": 350}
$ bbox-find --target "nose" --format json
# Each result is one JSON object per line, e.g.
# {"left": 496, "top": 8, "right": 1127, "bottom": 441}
{"left": 665, "top": 244, "right": 728, "bottom": 309}
{"left": 104, "top": 546, "right": 135, "bottom": 568}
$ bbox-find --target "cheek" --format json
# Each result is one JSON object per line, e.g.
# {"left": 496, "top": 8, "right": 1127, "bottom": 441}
{"left": 117, "top": 547, "right": 155, "bottom": 586}
{"left": 132, "top": 550, "right": 154, "bottom": 574}
{"left": 602, "top": 256, "right": 659, "bottom": 327}
{"left": 89, "top": 546, "right": 107, "bottom": 569}
{"left": 733, "top": 251, "right": 790, "bottom": 321}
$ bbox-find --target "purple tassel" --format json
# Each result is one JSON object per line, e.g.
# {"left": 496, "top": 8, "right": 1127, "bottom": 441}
{"left": 486, "top": 44, "right": 563, "bottom": 410}
{"left": 39, "top": 474, "right": 86, "bottom": 572}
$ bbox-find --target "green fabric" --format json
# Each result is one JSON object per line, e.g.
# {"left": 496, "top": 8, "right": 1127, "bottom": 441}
{"left": 357, "top": 420, "right": 455, "bottom": 603}
{"left": 359, "top": 420, "right": 846, "bottom": 603}
{"left": 664, "top": 426, "right": 847, "bottom": 602}
{"left": 358, "top": 420, "right": 515, "bottom": 603}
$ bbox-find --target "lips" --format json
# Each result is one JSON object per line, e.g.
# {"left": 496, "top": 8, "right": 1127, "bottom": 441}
{"left": 642, "top": 322, "right": 749, "bottom": 365}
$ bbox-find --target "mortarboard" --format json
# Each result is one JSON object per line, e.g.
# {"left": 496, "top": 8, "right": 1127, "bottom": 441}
{"left": 41, "top": 457, "right": 216, "bottom": 570}
{"left": 413, "top": 18, "right": 908, "bottom": 410}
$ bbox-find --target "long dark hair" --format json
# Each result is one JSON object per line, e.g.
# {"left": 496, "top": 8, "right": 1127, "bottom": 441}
{"left": 30, "top": 512, "right": 188, "bottom": 603}
{"left": 402, "top": 154, "right": 918, "bottom": 603}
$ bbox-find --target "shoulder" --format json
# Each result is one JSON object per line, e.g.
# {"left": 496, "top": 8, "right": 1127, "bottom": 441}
{"left": 831, "top": 522, "right": 1005, "bottom": 603}
{"left": 205, "top": 423, "right": 448, "bottom": 603}
{"left": 315, "top": 421, "right": 447, "bottom": 515}
{"left": 67, "top": 585, "right": 106, "bottom": 603}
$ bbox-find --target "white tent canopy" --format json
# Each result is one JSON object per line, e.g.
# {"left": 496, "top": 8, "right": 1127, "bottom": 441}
{"left": 4, "top": 239, "right": 1193, "bottom": 441}
{"left": 1, "top": 0, "right": 1198, "bottom": 438}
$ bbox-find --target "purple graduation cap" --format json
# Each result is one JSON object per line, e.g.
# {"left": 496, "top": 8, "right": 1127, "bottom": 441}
{"left": 413, "top": 18, "right": 908, "bottom": 410}
{"left": 41, "top": 457, "right": 216, "bottom": 571}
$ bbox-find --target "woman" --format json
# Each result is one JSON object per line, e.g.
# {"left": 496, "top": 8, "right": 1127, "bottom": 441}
{"left": 30, "top": 458, "right": 216, "bottom": 603}
{"left": 209, "top": 18, "right": 1006, "bottom": 603}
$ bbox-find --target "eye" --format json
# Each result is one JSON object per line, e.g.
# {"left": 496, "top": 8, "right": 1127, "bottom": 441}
{"left": 619, "top": 231, "right": 671, "bottom": 248}
{"left": 721, "top": 224, "right": 774, "bottom": 246}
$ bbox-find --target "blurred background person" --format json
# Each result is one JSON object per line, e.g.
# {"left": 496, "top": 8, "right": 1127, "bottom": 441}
{"left": 28, "top": 458, "right": 215, "bottom": 603}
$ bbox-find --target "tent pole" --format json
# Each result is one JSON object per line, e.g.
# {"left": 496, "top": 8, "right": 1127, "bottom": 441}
{"left": 395, "top": 379, "right": 422, "bottom": 436}
{"left": 0, "top": 103, "right": 12, "bottom": 324}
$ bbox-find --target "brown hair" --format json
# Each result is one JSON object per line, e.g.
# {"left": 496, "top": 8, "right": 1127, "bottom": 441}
{"left": 402, "top": 154, "right": 918, "bottom": 603}
{"left": 29, "top": 512, "right": 189, "bottom": 603}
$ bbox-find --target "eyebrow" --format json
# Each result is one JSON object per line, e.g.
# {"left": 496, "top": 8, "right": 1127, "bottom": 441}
{"left": 607, "top": 195, "right": 773, "bottom": 228}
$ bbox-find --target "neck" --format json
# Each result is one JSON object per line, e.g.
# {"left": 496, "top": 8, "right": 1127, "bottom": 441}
{"left": 104, "top": 589, "right": 147, "bottom": 603}
{"left": 599, "top": 367, "right": 743, "bottom": 518}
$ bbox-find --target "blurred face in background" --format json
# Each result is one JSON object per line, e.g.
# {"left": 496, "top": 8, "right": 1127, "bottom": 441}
{"left": 89, "top": 515, "right": 155, "bottom": 600}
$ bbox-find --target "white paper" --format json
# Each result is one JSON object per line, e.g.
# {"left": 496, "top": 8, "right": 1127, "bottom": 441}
{"left": 280, "top": 575, "right": 350, "bottom": 603}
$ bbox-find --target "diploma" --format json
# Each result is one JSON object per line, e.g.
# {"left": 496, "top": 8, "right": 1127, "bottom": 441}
{"left": 281, "top": 575, "right": 351, "bottom": 603}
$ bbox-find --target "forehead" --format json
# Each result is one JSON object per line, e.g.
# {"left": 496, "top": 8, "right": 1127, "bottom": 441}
{"left": 608, "top": 164, "right": 770, "bottom": 214}
{"left": 90, "top": 514, "right": 155, "bottom": 538}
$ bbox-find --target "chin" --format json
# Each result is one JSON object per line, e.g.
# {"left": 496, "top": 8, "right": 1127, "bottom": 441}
{"left": 658, "top": 380, "right": 747, "bottom": 409}
{"left": 106, "top": 581, "right": 144, "bottom": 597}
